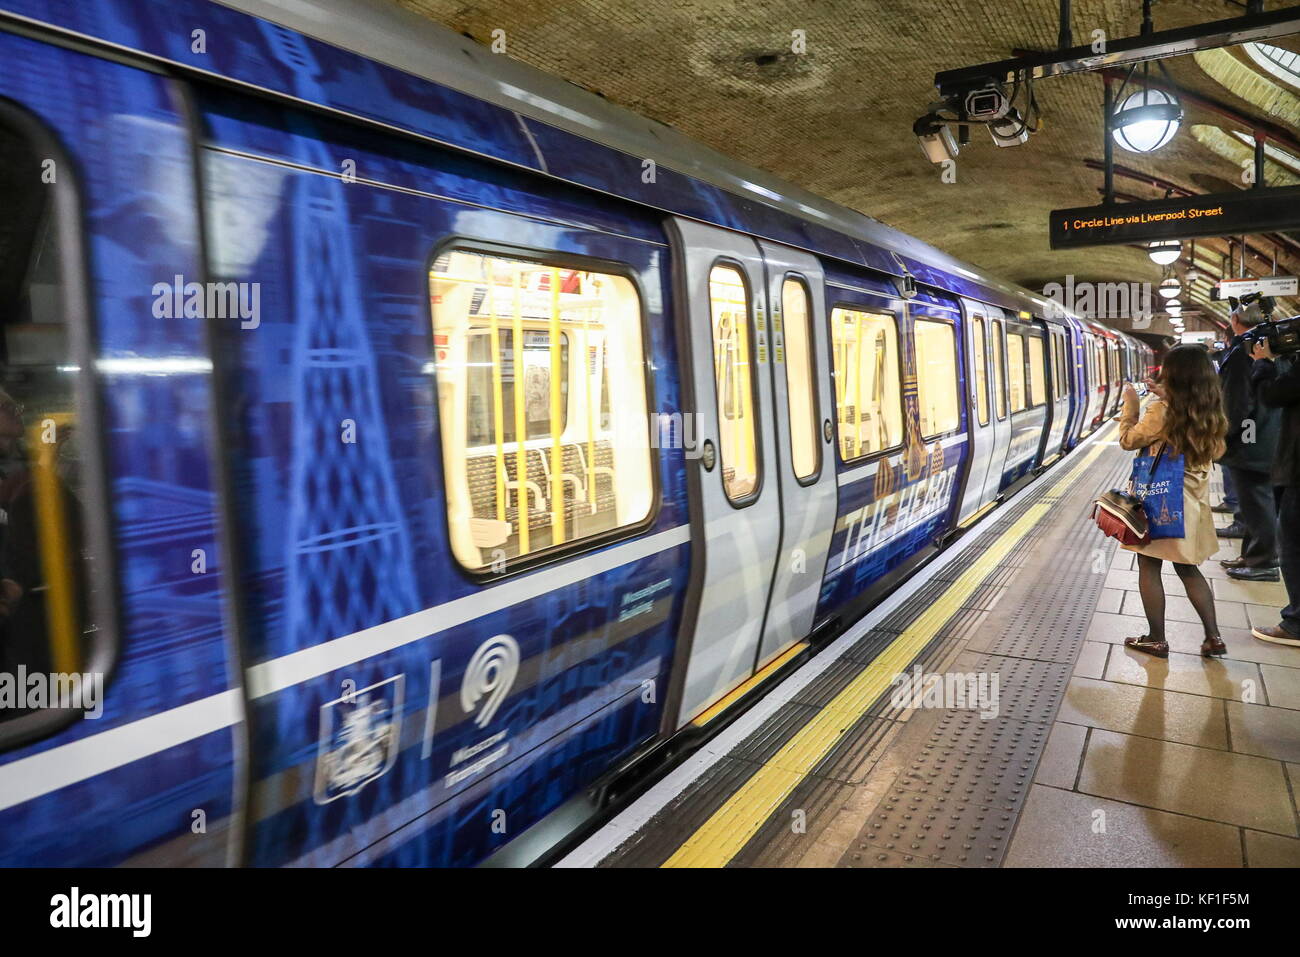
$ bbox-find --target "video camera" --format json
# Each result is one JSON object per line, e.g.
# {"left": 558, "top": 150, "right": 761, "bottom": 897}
{"left": 1230, "top": 293, "right": 1300, "bottom": 356}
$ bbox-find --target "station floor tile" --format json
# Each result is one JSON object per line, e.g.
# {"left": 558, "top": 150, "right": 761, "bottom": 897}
{"left": 1226, "top": 700, "right": 1300, "bottom": 763}
{"left": 1103, "top": 646, "right": 1262, "bottom": 701}
{"left": 1077, "top": 729, "right": 1297, "bottom": 836}
{"left": 1260, "top": 664, "right": 1300, "bottom": 711}
{"left": 1072, "top": 641, "right": 1111, "bottom": 680}
{"left": 1005, "top": 785, "right": 1242, "bottom": 868}
{"left": 1057, "top": 677, "right": 1228, "bottom": 750}
{"left": 1034, "top": 722, "right": 1088, "bottom": 790}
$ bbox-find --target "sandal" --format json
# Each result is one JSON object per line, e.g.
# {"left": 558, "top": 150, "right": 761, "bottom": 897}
{"left": 1124, "top": 635, "right": 1169, "bottom": 658}
{"left": 1201, "top": 636, "right": 1227, "bottom": 658}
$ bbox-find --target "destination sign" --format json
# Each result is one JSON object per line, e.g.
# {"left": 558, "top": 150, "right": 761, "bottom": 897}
{"left": 1215, "top": 276, "right": 1299, "bottom": 298}
{"left": 1049, "top": 185, "right": 1300, "bottom": 250}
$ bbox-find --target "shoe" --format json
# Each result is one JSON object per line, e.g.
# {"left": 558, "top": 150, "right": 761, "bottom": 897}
{"left": 1211, "top": 501, "right": 1236, "bottom": 514}
{"left": 1124, "top": 635, "right": 1169, "bottom": 658}
{"left": 1252, "top": 625, "right": 1300, "bottom": 647}
{"left": 1201, "top": 636, "right": 1227, "bottom": 657}
{"left": 1220, "top": 557, "right": 1249, "bottom": 569}
{"left": 1216, "top": 522, "right": 1247, "bottom": 539}
{"left": 1227, "top": 566, "right": 1281, "bottom": 582}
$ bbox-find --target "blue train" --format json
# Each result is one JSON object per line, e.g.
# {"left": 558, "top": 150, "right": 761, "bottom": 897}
{"left": 0, "top": 0, "right": 1153, "bottom": 866}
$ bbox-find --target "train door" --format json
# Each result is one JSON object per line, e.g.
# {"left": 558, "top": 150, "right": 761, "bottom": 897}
{"left": 1044, "top": 326, "right": 1071, "bottom": 461}
{"left": 668, "top": 218, "right": 782, "bottom": 725}
{"left": 0, "top": 34, "right": 248, "bottom": 866}
{"left": 753, "top": 242, "right": 836, "bottom": 666}
{"left": 985, "top": 308, "right": 1013, "bottom": 500}
{"left": 955, "top": 298, "right": 997, "bottom": 523}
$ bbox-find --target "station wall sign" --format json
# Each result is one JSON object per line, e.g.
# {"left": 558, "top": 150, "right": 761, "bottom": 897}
{"left": 1214, "top": 275, "right": 1298, "bottom": 299}
{"left": 1049, "top": 184, "right": 1300, "bottom": 250}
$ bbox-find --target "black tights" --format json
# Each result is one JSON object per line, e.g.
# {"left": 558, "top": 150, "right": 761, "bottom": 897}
{"left": 1136, "top": 554, "right": 1219, "bottom": 642}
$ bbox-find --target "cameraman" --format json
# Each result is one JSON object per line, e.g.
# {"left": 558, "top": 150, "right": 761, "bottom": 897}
{"left": 1218, "top": 295, "right": 1281, "bottom": 581}
{"left": 1250, "top": 337, "right": 1300, "bottom": 645}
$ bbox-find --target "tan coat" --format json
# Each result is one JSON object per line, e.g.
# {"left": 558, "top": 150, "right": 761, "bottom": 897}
{"left": 1118, "top": 392, "right": 1219, "bottom": 565}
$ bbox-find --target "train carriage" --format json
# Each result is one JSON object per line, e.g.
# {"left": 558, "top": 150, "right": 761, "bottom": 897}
{"left": 0, "top": 0, "right": 1157, "bottom": 867}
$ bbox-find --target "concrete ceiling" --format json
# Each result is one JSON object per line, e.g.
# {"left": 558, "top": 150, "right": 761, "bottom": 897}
{"left": 391, "top": 0, "right": 1300, "bottom": 332}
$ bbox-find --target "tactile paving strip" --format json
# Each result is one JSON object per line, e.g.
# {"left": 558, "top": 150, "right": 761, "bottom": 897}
{"left": 894, "top": 712, "right": 1048, "bottom": 813}
{"left": 844, "top": 786, "right": 1018, "bottom": 867}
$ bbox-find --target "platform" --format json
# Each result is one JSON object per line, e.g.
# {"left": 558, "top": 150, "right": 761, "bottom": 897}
{"left": 559, "top": 425, "right": 1300, "bottom": 868}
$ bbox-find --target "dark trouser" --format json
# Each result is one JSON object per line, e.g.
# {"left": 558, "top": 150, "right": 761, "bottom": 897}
{"left": 1228, "top": 466, "right": 1279, "bottom": 567}
{"left": 1277, "top": 486, "right": 1300, "bottom": 638}
{"left": 1221, "top": 466, "right": 1239, "bottom": 509}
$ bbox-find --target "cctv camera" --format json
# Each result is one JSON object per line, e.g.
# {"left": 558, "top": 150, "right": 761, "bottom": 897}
{"left": 964, "top": 84, "right": 1010, "bottom": 121}
{"left": 990, "top": 109, "right": 1028, "bottom": 148}
{"left": 913, "top": 113, "right": 959, "bottom": 164}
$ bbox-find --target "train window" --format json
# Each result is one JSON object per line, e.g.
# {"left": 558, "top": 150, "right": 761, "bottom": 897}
{"left": 0, "top": 107, "right": 107, "bottom": 738}
{"left": 972, "top": 318, "right": 989, "bottom": 426}
{"left": 914, "top": 319, "right": 960, "bottom": 437}
{"left": 780, "top": 277, "right": 819, "bottom": 482}
{"left": 830, "top": 306, "right": 902, "bottom": 461}
{"left": 1053, "top": 335, "right": 1067, "bottom": 399}
{"left": 708, "top": 264, "right": 760, "bottom": 503}
{"left": 991, "top": 319, "right": 1007, "bottom": 420}
{"left": 1007, "top": 332, "right": 1027, "bottom": 413}
{"left": 1027, "top": 336, "right": 1047, "bottom": 407}
{"left": 430, "top": 249, "right": 653, "bottom": 571}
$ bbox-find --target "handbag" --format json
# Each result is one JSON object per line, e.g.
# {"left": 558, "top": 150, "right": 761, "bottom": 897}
{"left": 1132, "top": 442, "right": 1186, "bottom": 539}
{"left": 1091, "top": 444, "right": 1170, "bottom": 547}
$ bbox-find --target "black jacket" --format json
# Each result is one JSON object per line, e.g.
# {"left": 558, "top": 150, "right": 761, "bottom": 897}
{"left": 1252, "top": 355, "right": 1300, "bottom": 487}
{"left": 1220, "top": 335, "right": 1282, "bottom": 473}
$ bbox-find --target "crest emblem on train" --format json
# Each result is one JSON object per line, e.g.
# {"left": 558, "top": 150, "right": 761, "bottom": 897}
{"left": 313, "top": 675, "right": 404, "bottom": 804}
{"left": 461, "top": 634, "right": 520, "bottom": 728}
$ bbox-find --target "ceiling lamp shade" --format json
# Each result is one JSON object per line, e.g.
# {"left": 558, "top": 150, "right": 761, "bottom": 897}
{"left": 1158, "top": 276, "right": 1182, "bottom": 298}
{"left": 1112, "top": 88, "right": 1182, "bottom": 153}
{"left": 1148, "top": 239, "right": 1182, "bottom": 265}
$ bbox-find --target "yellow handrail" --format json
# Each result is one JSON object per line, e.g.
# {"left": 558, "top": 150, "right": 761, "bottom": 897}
{"left": 854, "top": 312, "right": 864, "bottom": 458}
{"left": 582, "top": 282, "right": 596, "bottom": 510}
{"left": 549, "top": 268, "right": 565, "bottom": 546}
{"left": 512, "top": 267, "right": 529, "bottom": 556}
{"left": 488, "top": 260, "right": 506, "bottom": 524}
{"left": 28, "top": 413, "right": 78, "bottom": 674}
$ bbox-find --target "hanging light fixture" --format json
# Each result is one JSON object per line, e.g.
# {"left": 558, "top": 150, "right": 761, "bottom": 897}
{"left": 1109, "top": 2, "right": 1183, "bottom": 154}
{"left": 1148, "top": 239, "right": 1182, "bottom": 265}
{"left": 1159, "top": 275, "right": 1182, "bottom": 298}
{"left": 1113, "top": 87, "right": 1182, "bottom": 152}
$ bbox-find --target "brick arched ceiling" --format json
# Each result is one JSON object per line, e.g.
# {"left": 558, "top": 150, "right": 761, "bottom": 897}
{"left": 393, "top": 0, "right": 1300, "bottom": 328}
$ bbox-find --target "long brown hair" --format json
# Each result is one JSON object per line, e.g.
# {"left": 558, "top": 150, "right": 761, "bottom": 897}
{"left": 1157, "top": 345, "right": 1228, "bottom": 469}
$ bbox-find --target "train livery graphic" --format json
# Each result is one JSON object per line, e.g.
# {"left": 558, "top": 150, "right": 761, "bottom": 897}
{"left": 0, "top": 0, "right": 1152, "bottom": 867}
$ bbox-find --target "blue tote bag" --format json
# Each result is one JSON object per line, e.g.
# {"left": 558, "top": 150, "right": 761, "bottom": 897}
{"left": 1131, "top": 443, "right": 1186, "bottom": 540}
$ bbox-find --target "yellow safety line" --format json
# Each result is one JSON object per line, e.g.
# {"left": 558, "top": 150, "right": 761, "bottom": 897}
{"left": 662, "top": 439, "right": 1110, "bottom": 868}
{"left": 691, "top": 642, "right": 808, "bottom": 728}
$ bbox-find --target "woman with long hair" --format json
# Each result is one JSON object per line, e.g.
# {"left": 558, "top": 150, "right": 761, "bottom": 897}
{"left": 1119, "top": 344, "right": 1230, "bottom": 659}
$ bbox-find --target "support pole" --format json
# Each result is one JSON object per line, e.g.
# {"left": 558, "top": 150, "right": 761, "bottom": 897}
{"left": 1058, "top": 0, "right": 1072, "bottom": 49}
{"left": 1103, "top": 78, "right": 1115, "bottom": 205}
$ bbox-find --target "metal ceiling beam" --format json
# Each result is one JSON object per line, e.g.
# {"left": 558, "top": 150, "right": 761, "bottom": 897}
{"left": 935, "top": 4, "right": 1300, "bottom": 96}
